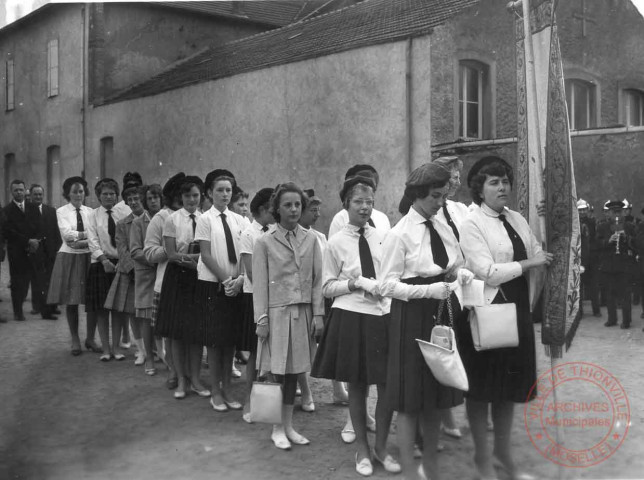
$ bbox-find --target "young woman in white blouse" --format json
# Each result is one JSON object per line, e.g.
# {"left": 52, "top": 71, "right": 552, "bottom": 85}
{"left": 195, "top": 169, "right": 249, "bottom": 412}
{"left": 155, "top": 176, "right": 209, "bottom": 400}
{"left": 143, "top": 173, "right": 186, "bottom": 390}
{"left": 312, "top": 176, "right": 400, "bottom": 477}
{"left": 86, "top": 178, "right": 130, "bottom": 362}
{"left": 47, "top": 176, "right": 96, "bottom": 356}
{"left": 379, "top": 163, "right": 473, "bottom": 480}
{"left": 459, "top": 156, "right": 552, "bottom": 480}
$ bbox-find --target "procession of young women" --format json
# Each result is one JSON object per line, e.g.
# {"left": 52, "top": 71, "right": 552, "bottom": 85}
{"left": 47, "top": 157, "right": 551, "bottom": 480}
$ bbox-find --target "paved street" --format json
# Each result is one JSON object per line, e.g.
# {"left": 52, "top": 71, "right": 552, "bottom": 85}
{"left": 1, "top": 259, "right": 643, "bottom": 480}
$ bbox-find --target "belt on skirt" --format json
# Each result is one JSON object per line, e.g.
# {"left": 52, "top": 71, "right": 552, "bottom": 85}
{"left": 401, "top": 274, "right": 446, "bottom": 285}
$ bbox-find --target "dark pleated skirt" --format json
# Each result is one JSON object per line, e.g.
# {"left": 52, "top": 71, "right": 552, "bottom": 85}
{"left": 312, "top": 308, "right": 389, "bottom": 385}
{"left": 196, "top": 280, "right": 242, "bottom": 348}
{"left": 150, "top": 291, "right": 161, "bottom": 328}
{"left": 155, "top": 263, "right": 201, "bottom": 343}
{"left": 85, "top": 260, "right": 117, "bottom": 313}
{"left": 454, "top": 275, "right": 536, "bottom": 403}
{"left": 386, "top": 275, "right": 464, "bottom": 414}
{"left": 238, "top": 292, "right": 257, "bottom": 353}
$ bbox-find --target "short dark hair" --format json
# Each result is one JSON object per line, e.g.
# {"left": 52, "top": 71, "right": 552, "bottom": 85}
{"left": 62, "top": 176, "right": 89, "bottom": 201}
{"left": 270, "top": 182, "right": 307, "bottom": 223}
{"left": 231, "top": 187, "right": 249, "bottom": 204}
{"left": 143, "top": 183, "right": 163, "bottom": 210}
{"left": 180, "top": 176, "right": 204, "bottom": 196}
{"left": 403, "top": 169, "right": 451, "bottom": 202}
{"left": 122, "top": 172, "right": 143, "bottom": 188}
{"left": 345, "top": 164, "right": 379, "bottom": 188}
{"left": 10, "top": 179, "right": 25, "bottom": 189}
{"left": 122, "top": 185, "right": 142, "bottom": 202}
{"left": 94, "top": 178, "right": 119, "bottom": 197}
{"left": 30, "top": 184, "right": 44, "bottom": 193}
{"left": 250, "top": 187, "right": 274, "bottom": 215}
{"left": 468, "top": 156, "right": 514, "bottom": 205}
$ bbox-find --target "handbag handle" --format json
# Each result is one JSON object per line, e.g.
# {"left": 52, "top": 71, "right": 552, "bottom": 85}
{"left": 498, "top": 286, "right": 509, "bottom": 302}
{"left": 435, "top": 282, "right": 454, "bottom": 328}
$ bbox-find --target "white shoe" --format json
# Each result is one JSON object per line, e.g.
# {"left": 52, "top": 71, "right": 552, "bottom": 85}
{"left": 341, "top": 426, "right": 356, "bottom": 444}
{"left": 119, "top": 341, "right": 131, "bottom": 349}
{"left": 355, "top": 453, "right": 373, "bottom": 476}
{"left": 285, "top": 429, "right": 310, "bottom": 445}
{"left": 271, "top": 426, "right": 291, "bottom": 450}
{"left": 373, "top": 452, "right": 402, "bottom": 473}
{"left": 232, "top": 365, "right": 242, "bottom": 378}
{"left": 301, "top": 399, "right": 315, "bottom": 412}
{"left": 441, "top": 425, "right": 462, "bottom": 439}
{"left": 134, "top": 353, "right": 146, "bottom": 366}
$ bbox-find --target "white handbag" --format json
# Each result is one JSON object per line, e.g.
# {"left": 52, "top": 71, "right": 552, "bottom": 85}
{"left": 250, "top": 339, "right": 283, "bottom": 424}
{"left": 469, "top": 287, "right": 518, "bottom": 351}
{"left": 416, "top": 287, "right": 469, "bottom": 391}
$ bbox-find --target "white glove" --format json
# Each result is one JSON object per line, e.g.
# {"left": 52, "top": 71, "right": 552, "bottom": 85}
{"left": 425, "top": 282, "right": 452, "bottom": 299}
{"left": 457, "top": 268, "right": 474, "bottom": 285}
{"left": 354, "top": 276, "right": 380, "bottom": 296}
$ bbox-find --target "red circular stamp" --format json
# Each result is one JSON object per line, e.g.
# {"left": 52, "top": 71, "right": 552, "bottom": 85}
{"left": 524, "top": 361, "right": 630, "bottom": 468}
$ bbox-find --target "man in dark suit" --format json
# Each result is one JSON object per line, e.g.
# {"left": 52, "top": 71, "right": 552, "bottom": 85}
{"left": 2, "top": 180, "right": 45, "bottom": 321}
{"left": 30, "top": 184, "right": 62, "bottom": 319}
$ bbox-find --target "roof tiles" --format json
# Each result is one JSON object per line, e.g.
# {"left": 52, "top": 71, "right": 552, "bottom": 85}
{"left": 106, "top": 0, "right": 478, "bottom": 104}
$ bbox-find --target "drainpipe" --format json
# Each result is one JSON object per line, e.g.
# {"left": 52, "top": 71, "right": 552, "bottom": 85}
{"left": 81, "top": 4, "right": 88, "bottom": 179}
{"left": 405, "top": 38, "right": 413, "bottom": 175}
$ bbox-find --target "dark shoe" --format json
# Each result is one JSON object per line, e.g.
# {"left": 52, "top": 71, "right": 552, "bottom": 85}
{"left": 53, "top": 308, "right": 62, "bottom": 315}
{"left": 166, "top": 376, "right": 179, "bottom": 390}
{"left": 594, "top": 311, "right": 602, "bottom": 317}
{"left": 604, "top": 322, "right": 617, "bottom": 327}
{"left": 620, "top": 324, "right": 630, "bottom": 329}
{"left": 14, "top": 314, "right": 26, "bottom": 321}
{"left": 30, "top": 309, "right": 40, "bottom": 315}
{"left": 41, "top": 314, "right": 58, "bottom": 320}
{"left": 85, "top": 340, "right": 103, "bottom": 353}
{"left": 71, "top": 345, "right": 82, "bottom": 356}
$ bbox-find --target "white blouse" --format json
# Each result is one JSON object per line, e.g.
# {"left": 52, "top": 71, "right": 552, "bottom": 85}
{"left": 194, "top": 206, "right": 248, "bottom": 282}
{"left": 435, "top": 199, "right": 472, "bottom": 233}
{"left": 323, "top": 224, "right": 390, "bottom": 315}
{"left": 380, "top": 207, "right": 464, "bottom": 302}
{"left": 460, "top": 202, "right": 543, "bottom": 305}
{"left": 87, "top": 205, "right": 129, "bottom": 262}
{"left": 163, "top": 208, "right": 202, "bottom": 255}
{"left": 239, "top": 220, "right": 274, "bottom": 294}
{"left": 328, "top": 208, "right": 391, "bottom": 238}
{"left": 56, "top": 203, "right": 93, "bottom": 254}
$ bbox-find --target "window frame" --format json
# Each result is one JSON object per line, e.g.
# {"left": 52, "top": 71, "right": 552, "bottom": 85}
{"left": 6, "top": 59, "right": 15, "bottom": 111}
{"left": 622, "top": 88, "right": 644, "bottom": 127}
{"left": 47, "top": 38, "right": 59, "bottom": 98}
{"left": 454, "top": 53, "right": 496, "bottom": 141}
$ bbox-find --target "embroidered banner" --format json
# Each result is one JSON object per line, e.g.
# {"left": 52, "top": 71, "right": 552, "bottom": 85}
{"left": 515, "top": 0, "right": 581, "bottom": 357}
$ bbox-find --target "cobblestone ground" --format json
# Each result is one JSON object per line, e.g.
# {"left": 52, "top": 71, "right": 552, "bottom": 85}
{"left": 0, "top": 259, "right": 642, "bottom": 480}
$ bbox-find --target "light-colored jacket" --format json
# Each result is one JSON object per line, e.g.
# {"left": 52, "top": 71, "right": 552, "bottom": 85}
{"left": 252, "top": 224, "right": 324, "bottom": 375}
{"left": 130, "top": 211, "right": 156, "bottom": 309}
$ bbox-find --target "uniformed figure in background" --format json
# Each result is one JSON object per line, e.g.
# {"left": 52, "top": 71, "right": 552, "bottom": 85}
{"left": 578, "top": 199, "right": 600, "bottom": 317}
{"left": 634, "top": 208, "right": 644, "bottom": 327}
{"left": 596, "top": 200, "right": 638, "bottom": 329}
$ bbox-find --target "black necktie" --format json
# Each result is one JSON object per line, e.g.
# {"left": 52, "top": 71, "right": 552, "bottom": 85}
{"left": 368, "top": 218, "right": 376, "bottom": 228}
{"left": 442, "top": 205, "right": 460, "bottom": 241}
{"left": 261, "top": 225, "right": 269, "bottom": 232}
{"left": 76, "top": 208, "right": 84, "bottom": 232}
{"left": 358, "top": 227, "right": 376, "bottom": 279}
{"left": 106, "top": 209, "right": 116, "bottom": 248}
{"left": 221, "top": 213, "right": 237, "bottom": 264}
{"left": 189, "top": 213, "right": 196, "bottom": 237}
{"left": 499, "top": 214, "right": 528, "bottom": 261}
{"left": 425, "top": 219, "right": 448, "bottom": 269}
